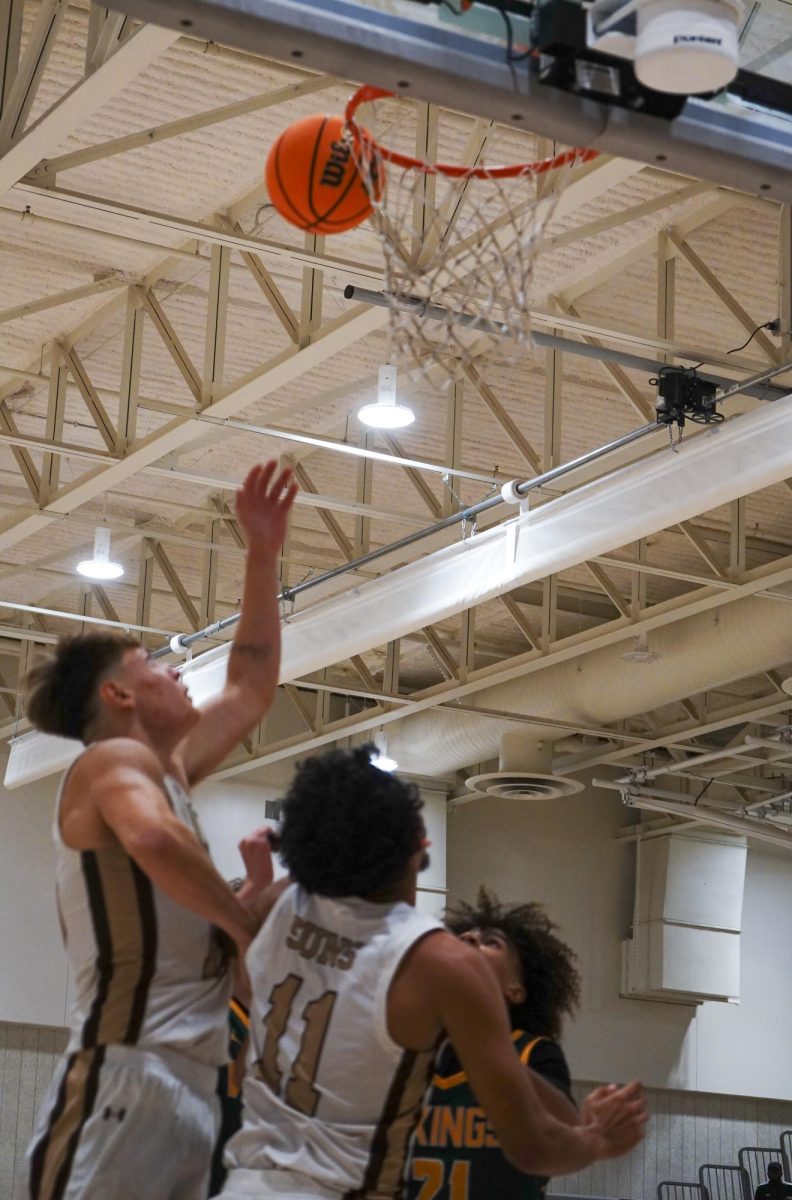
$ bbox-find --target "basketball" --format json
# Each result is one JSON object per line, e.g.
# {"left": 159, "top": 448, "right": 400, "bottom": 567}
{"left": 265, "top": 113, "right": 383, "bottom": 235}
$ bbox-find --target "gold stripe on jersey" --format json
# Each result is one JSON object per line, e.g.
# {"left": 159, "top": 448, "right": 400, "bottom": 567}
{"left": 350, "top": 1047, "right": 436, "bottom": 1200}
{"left": 433, "top": 1030, "right": 527, "bottom": 1090}
{"left": 519, "top": 1035, "right": 546, "bottom": 1064}
{"left": 80, "top": 846, "right": 157, "bottom": 1048}
{"left": 29, "top": 1047, "right": 105, "bottom": 1200}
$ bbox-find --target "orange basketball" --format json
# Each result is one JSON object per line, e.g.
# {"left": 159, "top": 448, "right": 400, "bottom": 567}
{"left": 265, "top": 113, "right": 384, "bottom": 235}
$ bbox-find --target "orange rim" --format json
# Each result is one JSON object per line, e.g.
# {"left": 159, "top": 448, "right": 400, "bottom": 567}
{"left": 344, "top": 85, "right": 598, "bottom": 179}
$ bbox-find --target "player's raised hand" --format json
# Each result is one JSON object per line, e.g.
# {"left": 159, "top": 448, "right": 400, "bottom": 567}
{"left": 580, "top": 1080, "right": 648, "bottom": 1160}
{"left": 235, "top": 460, "right": 298, "bottom": 555}
{"left": 238, "top": 826, "right": 279, "bottom": 897}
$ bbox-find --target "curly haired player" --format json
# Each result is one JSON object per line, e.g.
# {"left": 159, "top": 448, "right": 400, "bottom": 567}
{"left": 407, "top": 888, "right": 582, "bottom": 1200}
{"left": 220, "top": 747, "right": 647, "bottom": 1200}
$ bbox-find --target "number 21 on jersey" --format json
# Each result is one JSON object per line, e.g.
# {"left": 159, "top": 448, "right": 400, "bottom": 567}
{"left": 256, "top": 973, "right": 337, "bottom": 1117}
{"left": 412, "top": 1158, "right": 470, "bottom": 1200}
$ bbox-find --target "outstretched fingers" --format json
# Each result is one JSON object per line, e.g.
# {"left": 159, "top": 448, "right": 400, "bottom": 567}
{"left": 269, "top": 465, "right": 297, "bottom": 508}
{"left": 236, "top": 461, "right": 297, "bottom": 511}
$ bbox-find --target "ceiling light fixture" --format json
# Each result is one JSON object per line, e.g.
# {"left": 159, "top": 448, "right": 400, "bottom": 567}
{"left": 357, "top": 364, "right": 415, "bottom": 430}
{"left": 620, "top": 633, "right": 661, "bottom": 665}
{"left": 370, "top": 730, "right": 399, "bottom": 773}
{"left": 76, "top": 528, "right": 124, "bottom": 581}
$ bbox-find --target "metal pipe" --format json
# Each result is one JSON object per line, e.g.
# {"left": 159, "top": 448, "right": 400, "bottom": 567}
{"left": 742, "top": 734, "right": 792, "bottom": 753}
{"left": 107, "top": 0, "right": 792, "bottom": 202}
{"left": 168, "top": 415, "right": 501, "bottom": 486}
{"left": 0, "top": 599, "right": 176, "bottom": 637}
{"left": 614, "top": 744, "right": 766, "bottom": 782}
{"left": 594, "top": 778, "right": 792, "bottom": 851}
{"left": 342, "top": 286, "right": 791, "bottom": 404}
{"left": 743, "top": 788, "right": 792, "bottom": 813}
{"left": 153, "top": 417, "right": 662, "bottom": 657}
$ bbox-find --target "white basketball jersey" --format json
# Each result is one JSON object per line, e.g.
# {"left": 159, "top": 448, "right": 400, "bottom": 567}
{"left": 55, "top": 758, "right": 231, "bottom": 1068}
{"left": 226, "top": 883, "right": 442, "bottom": 1198}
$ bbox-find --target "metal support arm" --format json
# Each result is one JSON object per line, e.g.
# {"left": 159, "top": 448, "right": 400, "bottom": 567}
{"left": 107, "top": 0, "right": 792, "bottom": 200}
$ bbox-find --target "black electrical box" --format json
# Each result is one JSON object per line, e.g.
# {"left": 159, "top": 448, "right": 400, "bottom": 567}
{"left": 533, "top": 0, "right": 588, "bottom": 56}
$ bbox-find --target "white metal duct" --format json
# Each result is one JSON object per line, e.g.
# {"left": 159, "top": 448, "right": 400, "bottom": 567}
{"left": 6, "top": 395, "right": 792, "bottom": 788}
{"left": 384, "top": 591, "right": 792, "bottom": 774}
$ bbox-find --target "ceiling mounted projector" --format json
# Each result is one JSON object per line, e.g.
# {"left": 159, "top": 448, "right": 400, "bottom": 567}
{"left": 588, "top": 0, "right": 745, "bottom": 95}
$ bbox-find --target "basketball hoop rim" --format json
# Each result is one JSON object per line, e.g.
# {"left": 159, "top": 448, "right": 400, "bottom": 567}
{"left": 344, "top": 85, "right": 598, "bottom": 179}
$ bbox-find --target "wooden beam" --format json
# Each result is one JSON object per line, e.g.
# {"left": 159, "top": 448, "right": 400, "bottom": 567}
{"left": 462, "top": 360, "right": 542, "bottom": 474}
{"left": 666, "top": 227, "right": 779, "bottom": 364}
{"left": 139, "top": 287, "right": 203, "bottom": 403}
{"left": 148, "top": 539, "right": 200, "bottom": 629}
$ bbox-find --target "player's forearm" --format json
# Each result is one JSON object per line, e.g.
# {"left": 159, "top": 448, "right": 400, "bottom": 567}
{"left": 226, "top": 539, "right": 282, "bottom": 713}
{"left": 128, "top": 824, "right": 258, "bottom": 944}
{"left": 529, "top": 1070, "right": 579, "bottom": 1126}
{"left": 505, "top": 1115, "right": 601, "bottom": 1177}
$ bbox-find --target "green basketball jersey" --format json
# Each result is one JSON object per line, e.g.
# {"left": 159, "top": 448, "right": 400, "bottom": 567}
{"left": 405, "top": 1031, "right": 572, "bottom": 1200}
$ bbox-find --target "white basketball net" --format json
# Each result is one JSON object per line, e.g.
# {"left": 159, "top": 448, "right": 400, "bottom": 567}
{"left": 347, "top": 88, "right": 597, "bottom": 382}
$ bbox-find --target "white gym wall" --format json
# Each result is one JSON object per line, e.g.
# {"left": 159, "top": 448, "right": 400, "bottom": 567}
{"left": 447, "top": 777, "right": 792, "bottom": 1100}
{"left": 2, "top": 768, "right": 792, "bottom": 1198}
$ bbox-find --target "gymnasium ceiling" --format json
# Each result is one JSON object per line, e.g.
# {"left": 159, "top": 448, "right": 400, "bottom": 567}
{"left": 3, "top": 0, "right": 792, "bottom": 833}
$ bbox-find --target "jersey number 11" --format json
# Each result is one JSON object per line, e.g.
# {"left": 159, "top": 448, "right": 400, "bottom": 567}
{"left": 257, "top": 973, "right": 338, "bottom": 1117}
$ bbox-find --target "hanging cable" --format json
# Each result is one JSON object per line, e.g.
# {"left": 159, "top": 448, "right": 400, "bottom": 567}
{"left": 693, "top": 777, "right": 715, "bottom": 807}
{"left": 727, "top": 320, "right": 780, "bottom": 355}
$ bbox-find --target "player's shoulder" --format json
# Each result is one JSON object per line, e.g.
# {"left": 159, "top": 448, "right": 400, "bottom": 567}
{"left": 405, "top": 927, "right": 497, "bottom": 990}
{"left": 71, "top": 738, "right": 165, "bottom": 786}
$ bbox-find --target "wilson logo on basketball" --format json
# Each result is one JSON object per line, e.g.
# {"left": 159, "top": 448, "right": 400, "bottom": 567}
{"left": 320, "top": 141, "right": 352, "bottom": 187}
{"left": 265, "top": 112, "right": 384, "bottom": 235}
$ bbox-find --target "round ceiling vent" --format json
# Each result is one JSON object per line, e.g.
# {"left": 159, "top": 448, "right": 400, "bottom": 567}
{"left": 464, "top": 771, "right": 584, "bottom": 802}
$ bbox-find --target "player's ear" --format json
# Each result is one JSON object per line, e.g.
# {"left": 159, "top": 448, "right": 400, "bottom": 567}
{"left": 504, "top": 980, "right": 526, "bottom": 1006}
{"left": 98, "top": 677, "right": 134, "bottom": 712}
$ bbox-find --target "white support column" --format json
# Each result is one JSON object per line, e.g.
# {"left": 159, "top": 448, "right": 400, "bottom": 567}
{"left": 781, "top": 205, "right": 792, "bottom": 364}
{"left": 117, "top": 290, "right": 144, "bottom": 456}
{"left": 0, "top": 0, "right": 23, "bottom": 118}
{"left": 631, "top": 539, "right": 648, "bottom": 620}
{"left": 86, "top": 9, "right": 134, "bottom": 75}
{"left": 354, "top": 431, "right": 373, "bottom": 559}
{"left": 657, "top": 231, "right": 676, "bottom": 364}
{"left": 150, "top": 539, "right": 200, "bottom": 629}
{"left": 412, "top": 102, "right": 438, "bottom": 259}
{"left": 730, "top": 498, "right": 747, "bottom": 578}
{"left": 383, "top": 639, "right": 400, "bottom": 697}
{"left": 460, "top": 607, "right": 475, "bottom": 682}
{"left": 544, "top": 346, "right": 563, "bottom": 472}
{"left": 299, "top": 234, "right": 324, "bottom": 349}
{"left": 278, "top": 501, "right": 290, "bottom": 592}
{"left": 136, "top": 540, "right": 153, "bottom": 631}
{"left": 541, "top": 576, "right": 558, "bottom": 653}
{"left": 86, "top": 5, "right": 111, "bottom": 72}
{"left": 15, "top": 618, "right": 33, "bottom": 721}
{"left": 40, "top": 347, "right": 67, "bottom": 506}
{"left": 202, "top": 243, "right": 230, "bottom": 409}
{"left": 199, "top": 516, "right": 221, "bottom": 626}
{"left": 442, "top": 375, "right": 464, "bottom": 519}
{"left": 0, "top": 0, "right": 68, "bottom": 147}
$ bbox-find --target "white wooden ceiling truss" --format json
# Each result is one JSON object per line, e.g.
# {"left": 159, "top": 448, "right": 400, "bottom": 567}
{"left": 1, "top": 1, "right": 792, "bottom": 841}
